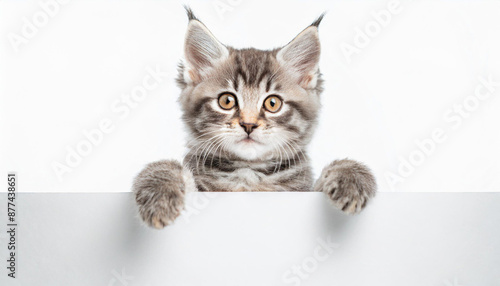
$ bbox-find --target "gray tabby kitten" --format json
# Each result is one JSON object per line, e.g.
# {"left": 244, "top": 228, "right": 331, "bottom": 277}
{"left": 133, "top": 9, "right": 376, "bottom": 229}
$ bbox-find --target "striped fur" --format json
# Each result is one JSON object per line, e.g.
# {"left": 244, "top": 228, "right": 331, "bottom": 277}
{"left": 133, "top": 9, "right": 376, "bottom": 228}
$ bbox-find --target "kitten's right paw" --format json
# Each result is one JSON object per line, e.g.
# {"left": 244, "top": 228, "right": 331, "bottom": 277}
{"left": 133, "top": 160, "right": 195, "bottom": 229}
{"left": 314, "top": 159, "right": 376, "bottom": 215}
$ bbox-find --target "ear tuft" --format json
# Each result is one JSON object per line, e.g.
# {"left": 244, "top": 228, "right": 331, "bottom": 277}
{"left": 310, "top": 12, "right": 326, "bottom": 27}
{"left": 184, "top": 5, "right": 199, "bottom": 22}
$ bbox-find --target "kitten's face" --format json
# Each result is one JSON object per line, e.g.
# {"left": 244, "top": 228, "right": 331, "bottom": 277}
{"left": 178, "top": 16, "right": 323, "bottom": 161}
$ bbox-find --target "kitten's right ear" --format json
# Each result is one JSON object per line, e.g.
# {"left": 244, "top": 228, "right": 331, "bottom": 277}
{"left": 183, "top": 8, "right": 229, "bottom": 83}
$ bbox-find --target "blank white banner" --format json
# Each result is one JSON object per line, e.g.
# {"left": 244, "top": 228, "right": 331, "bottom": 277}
{"left": 0, "top": 192, "right": 499, "bottom": 285}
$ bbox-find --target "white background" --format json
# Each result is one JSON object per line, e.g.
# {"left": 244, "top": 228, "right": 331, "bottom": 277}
{"left": 1, "top": 0, "right": 500, "bottom": 193}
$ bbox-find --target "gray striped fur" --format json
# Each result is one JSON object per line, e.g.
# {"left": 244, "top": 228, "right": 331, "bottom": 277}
{"left": 133, "top": 9, "right": 376, "bottom": 228}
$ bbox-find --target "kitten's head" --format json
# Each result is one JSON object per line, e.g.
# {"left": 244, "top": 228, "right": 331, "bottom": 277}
{"left": 177, "top": 8, "right": 324, "bottom": 161}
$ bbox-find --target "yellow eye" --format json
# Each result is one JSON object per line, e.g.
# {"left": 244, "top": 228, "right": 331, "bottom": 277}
{"left": 218, "top": 93, "right": 237, "bottom": 110}
{"left": 263, "top": 95, "right": 282, "bottom": 113}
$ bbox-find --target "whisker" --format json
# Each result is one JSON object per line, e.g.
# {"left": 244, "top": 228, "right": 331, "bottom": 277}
{"left": 185, "top": 129, "right": 226, "bottom": 147}
{"left": 278, "top": 137, "right": 292, "bottom": 172}
{"left": 210, "top": 137, "right": 226, "bottom": 169}
{"left": 201, "top": 136, "right": 225, "bottom": 171}
{"left": 282, "top": 139, "right": 297, "bottom": 170}
{"left": 190, "top": 134, "right": 225, "bottom": 173}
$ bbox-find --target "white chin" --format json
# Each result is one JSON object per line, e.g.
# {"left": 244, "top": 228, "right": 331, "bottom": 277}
{"left": 229, "top": 141, "right": 271, "bottom": 161}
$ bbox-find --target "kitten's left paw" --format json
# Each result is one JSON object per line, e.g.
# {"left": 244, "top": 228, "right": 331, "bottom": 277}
{"left": 314, "top": 159, "right": 376, "bottom": 214}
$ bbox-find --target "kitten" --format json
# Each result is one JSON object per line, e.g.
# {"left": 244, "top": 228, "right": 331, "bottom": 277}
{"left": 133, "top": 8, "right": 376, "bottom": 229}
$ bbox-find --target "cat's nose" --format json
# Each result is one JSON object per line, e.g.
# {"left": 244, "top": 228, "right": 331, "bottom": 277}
{"left": 240, "top": 121, "right": 258, "bottom": 135}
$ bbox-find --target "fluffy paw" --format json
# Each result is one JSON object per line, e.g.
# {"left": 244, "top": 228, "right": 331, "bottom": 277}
{"left": 133, "top": 160, "right": 195, "bottom": 229}
{"left": 314, "top": 159, "right": 376, "bottom": 214}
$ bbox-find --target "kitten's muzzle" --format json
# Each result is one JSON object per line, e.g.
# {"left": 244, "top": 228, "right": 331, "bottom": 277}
{"left": 240, "top": 121, "right": 258, "bottom": 135}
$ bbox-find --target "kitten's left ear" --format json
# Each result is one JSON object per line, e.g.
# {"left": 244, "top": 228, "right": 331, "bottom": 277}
{"left": 277, "top": 14, "right": 324, "bottom": 88}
